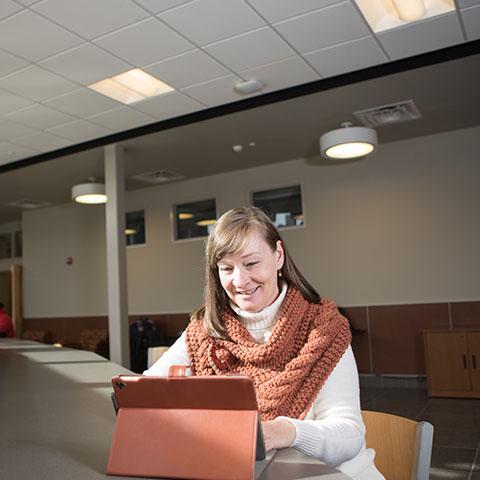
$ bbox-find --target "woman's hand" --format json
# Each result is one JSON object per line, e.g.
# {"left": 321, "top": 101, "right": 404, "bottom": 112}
{"left": 262, "top": 418, "right": 296, "bottom": 451}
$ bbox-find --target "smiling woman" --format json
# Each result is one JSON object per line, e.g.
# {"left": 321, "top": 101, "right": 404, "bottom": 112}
{"left": 200, "top": 207, "right": 320, "bottom": 338}
{"left": 216, "top": 232, "right": 284, "bottom": 314}
{"left": 144, "top": 206, "right": 385, "bottom": 480}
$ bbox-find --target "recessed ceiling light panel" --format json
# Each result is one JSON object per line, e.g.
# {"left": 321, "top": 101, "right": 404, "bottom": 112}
{"left": 89, "top": 69, "right": 174, "bottom": 104}
{"left": 354, "top": 0, "right": 455, "bottom": 32}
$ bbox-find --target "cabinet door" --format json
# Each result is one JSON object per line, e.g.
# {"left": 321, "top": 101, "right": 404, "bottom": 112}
{"left": 468, "top": 333, "right": 480, "bottom": 392}
{"left": 425, "top": 332, "right": 471, "bottom": 392}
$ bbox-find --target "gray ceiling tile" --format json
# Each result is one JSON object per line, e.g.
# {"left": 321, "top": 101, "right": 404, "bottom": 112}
{"left": 304, "top": 37, "right": 387, "bottom": 77}
{"left": 0, "top": 142, "right": 38, "bottom": 163}
{"left": 94, "top": 18, "right": 194, "bottom": 67}
{"left": 204, "top": 27, "right": 295, "bottom": 72}
{"left": 0, "top": 50, "right": 29, "bottom": 78}
{"left": 0, "top": 119, "right": 36, "bottom": 141}
{"left": 0, "top": 1, "right": 23, "bottom": 20}
{"left": 12, "top": 0, "right": 41, "bottom": 5}
{"left": 377, "top": 13, "right": 464, "bottom": 60}
{"left": 274, "top": 2, "right": 371, "bottom": 53}
{"left": 159, "top": 0, "right": 265, "bottom": 46}
{"left": 132, "top": 91, "right": 204, "bottom": 119}
{"left": 44, "top": 89, "right": 122, "bottom": 118}
{"left": 246, "top": 0, "right": 343, "bottom": 23}
{"left": 462, "top": 5, "right": 480, "bottom": 40}
{"left": 0, "top": 66, "right": 78, "bottom": 101}
{"left": 47, "top": 120, "right": 113, "bottom": 142}
{"left": 13, "top": 131, "right": 72, "bottom": 151}
{"left": 239, "top": 56, "right": 319, "bottom": 93}
{"left": 145, "top": 50, "right": 230, "bottom": 90}
{"left": 182, "top": 75, "right": 246, "bottom": 106}
{"left": 457, "top": 0, "right": 480, "bottom": 7}
{"left": 87, "top": 107, "right": 157, "bottom": 131}
{"left": 0, "top": 90, "right": 33, "bottom": 115}
{"left": 4, "top": 104, "right": 76, "bottom": 130}
{"left": 40, "top": 44, "right": 131, "bottom": 85}
{"left": 133, "top": 0, "right": 194, "bottom": 14}
{"left": 0, "top": 10, "right": 82, "bottom": 61}
{"left": 32, "top": 0, "right": 149, "bottom": 40}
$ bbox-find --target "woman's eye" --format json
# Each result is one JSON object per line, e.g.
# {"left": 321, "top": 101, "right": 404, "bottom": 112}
{"left": 219, "top": 266, "right": 232, "bottom": 272}
{"left": 246, "top": 261, "right": 259, "bottom": 268}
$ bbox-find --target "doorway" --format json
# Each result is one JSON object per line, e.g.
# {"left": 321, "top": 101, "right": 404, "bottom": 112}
{"left": 0, "top": 271, "right": 12, "bottom": 314}
{"left": 0, "top": 266, "right": 22, "bottom": 337}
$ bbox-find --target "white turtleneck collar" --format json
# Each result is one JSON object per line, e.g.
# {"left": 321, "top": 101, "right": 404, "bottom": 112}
{"left": 230, "top": 282, "right": 288, "bottom": 343}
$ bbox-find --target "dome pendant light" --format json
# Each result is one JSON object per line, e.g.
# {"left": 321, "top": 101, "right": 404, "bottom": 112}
{"left": 319, "top": 122, "right": 378, "bottom": 160}
{"left": 72, "top": 177, "right": 107, "bottom": 204}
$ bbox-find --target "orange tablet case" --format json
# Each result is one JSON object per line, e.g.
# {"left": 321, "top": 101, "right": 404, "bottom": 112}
{"left": 107, "top": 371, "right": 260, "bottom": 480}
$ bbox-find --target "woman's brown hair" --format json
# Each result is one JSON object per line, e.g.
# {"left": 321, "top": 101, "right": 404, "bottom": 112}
{"left": 192, "top": 206, "right": 320, "bottom": 338}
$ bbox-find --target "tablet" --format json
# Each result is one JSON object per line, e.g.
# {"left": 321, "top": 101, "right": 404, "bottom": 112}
{"left": 111, "top": 374, "right": 266, "bottom": 460}
{"left": 108, "top": 374, "right": 266, "bottom": 480}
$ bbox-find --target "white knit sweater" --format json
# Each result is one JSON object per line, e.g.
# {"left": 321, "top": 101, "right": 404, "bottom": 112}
{"left": 145, "top": 286, "right": 384, "bottom": 480}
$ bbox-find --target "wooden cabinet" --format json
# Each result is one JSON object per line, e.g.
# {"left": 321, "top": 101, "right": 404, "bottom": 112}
{"left": 424, "top": 330, "right": 480, "bottom": 398}
{"left": 469, "top": 332, "right": 480, "bottom": 392}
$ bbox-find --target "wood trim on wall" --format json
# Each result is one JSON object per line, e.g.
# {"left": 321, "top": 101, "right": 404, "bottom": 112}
{"left": 22, "top": 300, "right": 480, "bottom": 374}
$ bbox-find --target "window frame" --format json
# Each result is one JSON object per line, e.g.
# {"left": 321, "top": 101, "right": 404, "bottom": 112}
{"left": 171, "top": 197, "right": 218, "bottom": 243}
{"left": 0, "top": 232, "right": 13, "bottom": 260}
{"left": 249, "top": 182, "right": 306, "bottom": 231}
{"left": 125, "top": 209, "right": 147, "bottom": 249}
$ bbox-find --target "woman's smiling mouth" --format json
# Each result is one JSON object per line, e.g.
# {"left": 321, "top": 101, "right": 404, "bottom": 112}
{"left": 236, "top": 286, "right": 260, "bottom": 296}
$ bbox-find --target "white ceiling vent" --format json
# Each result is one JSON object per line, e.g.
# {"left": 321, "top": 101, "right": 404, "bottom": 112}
{"left": 354, "top": 100, "right": 422, "bottom": 127}
{"left": 6, "top": 198, "right": 51, "bottom": 209}
{"left": 131, "top": 169, "right": 185, "bottom": 184}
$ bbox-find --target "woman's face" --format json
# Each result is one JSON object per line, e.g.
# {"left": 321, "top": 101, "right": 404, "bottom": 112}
{"left": 217, "top": 231, "right": 284, "bottom": 313}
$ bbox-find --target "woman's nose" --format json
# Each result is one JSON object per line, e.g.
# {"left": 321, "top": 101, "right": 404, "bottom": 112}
{"left": 232, "top": 267, "right": 249, "bottom": 287}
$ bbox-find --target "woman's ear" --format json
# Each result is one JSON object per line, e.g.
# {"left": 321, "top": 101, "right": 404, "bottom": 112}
{"left": 276, "top": 240, "right": 285, "bottom": 269}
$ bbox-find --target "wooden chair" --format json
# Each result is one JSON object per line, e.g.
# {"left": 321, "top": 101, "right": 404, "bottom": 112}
{"left": 21, "top": 329, "right": 53, "bottom": 344}
{"left": 79, "top": 328, "right": 109, "bottom": 358}
{"left": 147, "top": 346, "right": 170, "bottom": 368}
{"left": 362, "top": 410, "right": 433, "bottom": 480}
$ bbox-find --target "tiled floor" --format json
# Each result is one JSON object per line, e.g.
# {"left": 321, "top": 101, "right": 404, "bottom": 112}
{"left": 359, "top": 378, "right": 480, "bottom": 479}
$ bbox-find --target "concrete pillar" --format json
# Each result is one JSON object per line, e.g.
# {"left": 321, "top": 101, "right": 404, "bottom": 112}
{"left": 104, "top": 144, "right": 130, "bottom": 368}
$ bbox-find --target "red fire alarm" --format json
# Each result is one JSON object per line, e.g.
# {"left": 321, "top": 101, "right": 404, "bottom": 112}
{"left": 66, "top": 257, "right": 73, "bottom": 265}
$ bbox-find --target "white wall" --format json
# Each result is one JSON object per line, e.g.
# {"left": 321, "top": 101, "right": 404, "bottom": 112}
{"left": 22, "top": 125, "right": 480, "bottom": 317}
{"left": 23, "top": 203, "right": 107, "bottom": 317}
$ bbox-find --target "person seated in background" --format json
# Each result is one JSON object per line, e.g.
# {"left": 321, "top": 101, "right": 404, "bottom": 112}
{"left": 145, "top": 207, "right": 384, "bottom": 480}
{"left": 0, "top": 302, "right": 14, "bottom": 338}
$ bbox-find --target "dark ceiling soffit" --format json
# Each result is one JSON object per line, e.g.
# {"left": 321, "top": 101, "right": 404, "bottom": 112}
{"left": 1, "top": 38, "right": 479, "bottom": 175}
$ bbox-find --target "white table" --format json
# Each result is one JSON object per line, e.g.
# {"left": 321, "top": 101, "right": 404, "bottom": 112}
{"left": 0, "top": 339, "right": 351, "bottom": 480}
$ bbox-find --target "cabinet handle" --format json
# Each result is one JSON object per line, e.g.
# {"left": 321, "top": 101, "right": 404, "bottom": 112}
{"left": 473, "top": 355, "right": 477, "bottom": 369}
{"left": 463, "top": 354, "right": 467, "bottom": 369}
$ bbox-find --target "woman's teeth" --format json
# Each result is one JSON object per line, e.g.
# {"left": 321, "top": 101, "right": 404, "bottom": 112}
{"left": 238, "top": 287, "right": 258, "bottom": 295}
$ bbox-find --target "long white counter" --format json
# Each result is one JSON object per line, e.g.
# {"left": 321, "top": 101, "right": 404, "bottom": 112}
{"left": 0, "top": 339, "right": 350, "bottom": 480}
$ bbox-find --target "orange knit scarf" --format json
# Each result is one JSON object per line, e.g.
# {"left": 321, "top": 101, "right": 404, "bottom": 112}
{"left": 185, "top": 287, "right": 351, "bottom": 421}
